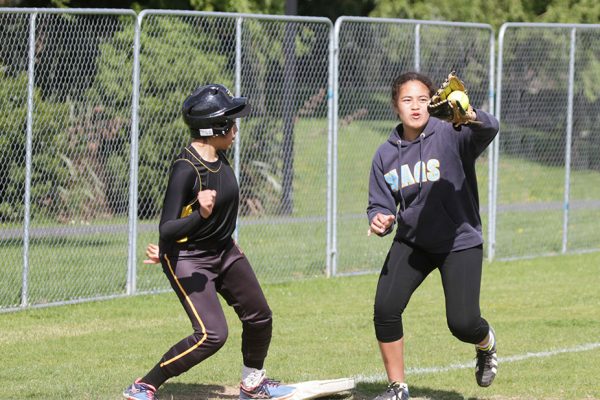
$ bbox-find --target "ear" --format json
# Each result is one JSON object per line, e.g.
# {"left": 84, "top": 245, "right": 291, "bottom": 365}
{"left": 391, "top": 99, "right": 400, "bottom": 115}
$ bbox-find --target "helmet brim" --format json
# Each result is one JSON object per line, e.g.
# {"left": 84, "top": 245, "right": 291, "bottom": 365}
{"left": 223, "top": 97, "right": 252, "bottom": 119}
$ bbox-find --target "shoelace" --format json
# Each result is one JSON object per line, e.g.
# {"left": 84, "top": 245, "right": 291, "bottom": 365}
{"left": 247, "top": 378, "right": 284, "bottom": 398}
{"left": 255, "top": 378, "right": 283, "bottom": 391}
{"left": 476, "top": 348, "right": 495, "bottom": 368}
{"left": 387, "top": 382, "right": 404, "bottom": 399}
{"left": 136, "top": 383, "right": 156, "bottom": 400}
{"left": 244, "top": 369, "right": 266, "bottom": 388}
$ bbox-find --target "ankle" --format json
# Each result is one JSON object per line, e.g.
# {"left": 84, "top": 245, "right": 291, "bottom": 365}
{"left": 134, "top": 378, "right": 157, "bottom": 392}
{"left": 476, "top": 329, "right": 495, "bottom": 351}
{"left": 241, "top": 367, "right": 265, "bottom": 389}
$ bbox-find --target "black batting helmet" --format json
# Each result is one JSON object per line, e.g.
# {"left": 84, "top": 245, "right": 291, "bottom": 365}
{"left": 182, "top": 84, "right": 252, "bottom": 137}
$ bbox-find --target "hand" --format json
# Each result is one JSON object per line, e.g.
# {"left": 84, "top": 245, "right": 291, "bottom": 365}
{"left": 465, "top": 105, "right": 477, "bottom": 121}
{"left": 198, "top": 189, "right": 217, "bottom": 218}
{"left": 143, "top": 243, "right": 160, "bottom": 264}
{"left": 448, "top": 101, "right": 477, "bottom": 126}
{"left": 368, "top": 213, "right": 396, "bottom": 237}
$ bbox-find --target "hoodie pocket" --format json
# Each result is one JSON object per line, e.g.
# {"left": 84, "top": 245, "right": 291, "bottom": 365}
{"left": 396, "top": 199, "right": 459, "bottom": 249}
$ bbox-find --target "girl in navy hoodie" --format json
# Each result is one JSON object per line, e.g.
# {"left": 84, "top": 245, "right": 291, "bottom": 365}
{"left": 367, "top": 72, "right": 499, "bottom": 400}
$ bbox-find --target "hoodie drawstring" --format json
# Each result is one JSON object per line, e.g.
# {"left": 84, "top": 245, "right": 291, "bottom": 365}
{"left": 397, "top": 140, "right": 406, "bottom": 212}
{"left": 418, "top": 132, "right": 425, "bottom": 195}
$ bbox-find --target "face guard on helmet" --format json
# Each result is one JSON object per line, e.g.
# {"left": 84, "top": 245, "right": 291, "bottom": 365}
{"left": 182, "top": 84, "right": 252, "bottom": 138}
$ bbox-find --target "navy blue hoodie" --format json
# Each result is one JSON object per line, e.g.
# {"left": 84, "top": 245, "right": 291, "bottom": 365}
{"left": 367, "top": 110, "right": 499, "bottom": 253}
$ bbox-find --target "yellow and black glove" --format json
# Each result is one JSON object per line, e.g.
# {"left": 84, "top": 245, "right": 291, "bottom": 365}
{"left": 427, "top": 71, "right": 476, "bottom": 127}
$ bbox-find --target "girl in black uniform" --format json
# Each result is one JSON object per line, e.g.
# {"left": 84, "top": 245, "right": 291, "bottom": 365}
{"left": 367, "top": 72, "right": 499, "bottom": 400}
{"left": 123, "top": 84, "right": 295, "bottom": 400}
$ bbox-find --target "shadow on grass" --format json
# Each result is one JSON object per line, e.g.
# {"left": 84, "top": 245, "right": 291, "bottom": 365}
{"left": 158, "top": 382, "right": 238, "bottom": 399}
{"left": 356, "top": 382, "right": 478, "bottom": 400}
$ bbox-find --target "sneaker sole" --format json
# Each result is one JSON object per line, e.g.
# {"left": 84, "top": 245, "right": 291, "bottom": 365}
{"left": 240, "top": 391, "right": 296, "bottom": 400}
{"left": 477, "top": 377, "right": 496, "bottom": 387}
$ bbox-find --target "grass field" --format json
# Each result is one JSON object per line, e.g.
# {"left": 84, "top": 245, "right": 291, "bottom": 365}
{"left": 1, "top": 250, "right": 599, "bottom": 399}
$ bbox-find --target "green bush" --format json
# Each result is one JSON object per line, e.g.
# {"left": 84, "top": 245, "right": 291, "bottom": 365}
{"left": 0, "top": 70, "right": 76, "bottom": 223}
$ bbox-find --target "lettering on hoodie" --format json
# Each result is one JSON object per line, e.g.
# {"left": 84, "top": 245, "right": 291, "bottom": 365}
{"left": 384, "top": 159, "right": 440, "bottom": 192}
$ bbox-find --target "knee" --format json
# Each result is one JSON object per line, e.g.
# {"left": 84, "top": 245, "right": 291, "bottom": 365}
{"left": 447, "top": 315, "right": 480, "bottom": 343}
{"left": 178, "top": 326, "right": 228, "bottom": 368}
{"left": 199, "top": 325, "right": 229, "bottom": 351}
{"left": 374, "top": 299, "right": 405, "bottom": 326}
{"left": 243, "top": 312, "right": 272, "bottom": 333}
{"left": 243, "top": 306, "right": 273, "bottom": 329}
{"left": 212, "top": 325, "right": 229, "bottom": 349}
{"left": 374, "top": 304, "right": 404, "bottom": 342}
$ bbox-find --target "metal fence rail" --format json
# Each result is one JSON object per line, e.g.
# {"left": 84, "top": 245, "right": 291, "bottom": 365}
{"left": 131, "top": 11, "right": 333, "bottom": 295}
{"left": 494, "top": 23, "right": 600, "bottom": 260}
{"left": 0, "top": 8, "right": 137, "bottom": 311}
{"left": 332, "top": 17, "right": 495, "bottom": 275}
{"left": 1, "top": 9, "right": 599, "bottom": 312}
{"left": 0, "top": 8, "right": 334, "bottom": 311}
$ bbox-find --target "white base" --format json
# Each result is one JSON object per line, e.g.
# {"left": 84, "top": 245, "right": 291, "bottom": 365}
{"left": 288, "top": 378, "right": 355, "bottom": 400}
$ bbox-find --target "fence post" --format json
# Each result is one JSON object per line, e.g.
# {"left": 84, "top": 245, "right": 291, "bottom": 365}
{"left": 487, "top": 26, "right": 497, "bottom": 262}
{"left": 127, "top": 13, "right": 142, "bottom": 295}
{"left": 234, "top": 16, "right": 243, "bottom": 243}
{"left": 326, "top": 23, "right": 335, "bottom": 277}
{"left": 330, "top": 19, "right": 342, "bottom": 277}
{"left": 414, "top": 24, "right": 421, "bottom": 71}
{"left": 21, "top": 12, "right": 37, "bottom": 308}
{"left": 491, "top": 24, "right": 508, "bottom": 261}
{"left": 562, "top": 28, "right": 576, "bottom": 253}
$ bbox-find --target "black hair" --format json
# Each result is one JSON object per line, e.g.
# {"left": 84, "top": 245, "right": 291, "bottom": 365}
{"left": 391, "top": 72, "right": 436, "bottom": 104}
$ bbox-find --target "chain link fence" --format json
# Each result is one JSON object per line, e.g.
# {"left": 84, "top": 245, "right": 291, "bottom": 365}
{"left": 492, "top": 23, "right": 600, "bottom": 260}
{"left": 0, "top": 9, "right": 137, "bottom": 311}
{"left": 0, "top": 9, "right": 333, "bottom": 311}
{"left": 1, "top": 9, "right": 599, "bottom": 312}
{"left": 133, "top": 11, "right": 332, "bottom": 294}
{"left": 332, "top": 17, "right": 494, "bottom": 275}
{"left": 0, "top": 11, "right": 29, "bottom": 310}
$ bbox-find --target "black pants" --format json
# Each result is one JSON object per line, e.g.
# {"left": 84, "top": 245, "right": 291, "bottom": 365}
{"left": 158, "top": 240, "right": 272, "bottom": 378}
{"left": 374, "top": 240, "right": 489, "bottom": 344}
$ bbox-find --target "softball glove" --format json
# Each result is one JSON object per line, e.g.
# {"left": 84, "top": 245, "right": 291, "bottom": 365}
{"left": 427, "top": 71, "right": 476, "bottom": 126}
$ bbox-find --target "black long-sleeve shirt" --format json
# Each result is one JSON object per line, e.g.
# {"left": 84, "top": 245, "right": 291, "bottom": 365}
{"left": 158, "top": 144, "right": 239, "bottom": 252}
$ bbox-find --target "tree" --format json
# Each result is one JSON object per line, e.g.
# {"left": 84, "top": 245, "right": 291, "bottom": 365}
{"left": 13, "top": 0, "right": 285, "bottom": 13}
{"left": 298, "top": 0, "right": 375, "bottom": 21}
{"left": 369, "top": 0, "right": 600, "bottom": 29}
{"left": 0, "top": 69, "right": 89, "bottom": 223}
{"left": 87, "top": 15, "right": 233, "bottom": 218}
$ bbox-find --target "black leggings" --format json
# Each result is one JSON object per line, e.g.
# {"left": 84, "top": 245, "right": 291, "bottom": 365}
{"left": 374, "top": 240, "right": 489, "bottom": 344}
{"left": 158, "top": 240, "right": 272, "bottom": 378}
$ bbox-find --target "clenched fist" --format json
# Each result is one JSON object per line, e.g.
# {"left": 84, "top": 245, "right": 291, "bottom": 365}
{"left": 368, "top": 213, "right": 396, "bottom": 237}
{"left": 198, "top": 189, "right": 217, "bottom": 218}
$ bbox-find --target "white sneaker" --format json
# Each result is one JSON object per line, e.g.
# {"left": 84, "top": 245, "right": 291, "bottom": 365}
{"left": 240, "top": 369, "right": 296, "bottom": 400}
{"left": 372, "top": 382, "right": 409, "bottom": 400}
{"left": 242, "top": 369, "right": 266, "bottom": 389}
